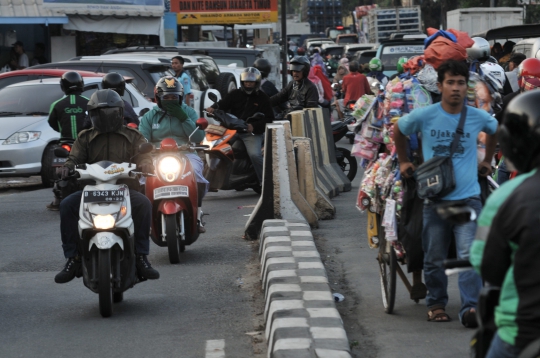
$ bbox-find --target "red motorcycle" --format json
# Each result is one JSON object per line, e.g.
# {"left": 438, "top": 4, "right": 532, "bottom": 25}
{"left": 145, "top": 118, "right": 208, "bottom": 264}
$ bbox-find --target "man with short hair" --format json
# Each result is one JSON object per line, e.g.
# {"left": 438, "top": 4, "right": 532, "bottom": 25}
{"left": 171, "top": 55, "right": 191, "bottom": 106}
{"left": 10, "top": 41, "right": 28, "bottom": 70}
{"left": 394, "top": 60, "right": 498, "bottom": 326}
{"left": 504, "top": 52, "right": 526, "bottom": 94}
{"left": 335, "top": 60, "right": 372, "bottom": 119}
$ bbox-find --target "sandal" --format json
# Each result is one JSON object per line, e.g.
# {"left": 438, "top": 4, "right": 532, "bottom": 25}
{"left": 427, "top": 307, "right": 451, "bottom": 322}
{"left": 462, "top": 308, "right": 478, "bottom": 328}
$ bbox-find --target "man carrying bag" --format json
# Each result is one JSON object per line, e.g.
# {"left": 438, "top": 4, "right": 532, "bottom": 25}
{"left": 393, "top": 60, "right": 497, "bottom": 326}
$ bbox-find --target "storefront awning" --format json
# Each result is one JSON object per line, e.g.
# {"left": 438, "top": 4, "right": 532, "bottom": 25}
{"left": 63, "top": 15, "right": 161, "bottom": 36}
{"left": 0, "top": 0, "right": 68, "bottom": 24}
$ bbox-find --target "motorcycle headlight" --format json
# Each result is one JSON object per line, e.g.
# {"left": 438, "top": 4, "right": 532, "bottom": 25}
{"left": 93, "top": 214, "right": 116, "bottom": 229}
{"left": 158, "top": 156, "right": 182, "bottom": 182}
{"left": 2, "top": 131, "right": 41, "bottom": 145}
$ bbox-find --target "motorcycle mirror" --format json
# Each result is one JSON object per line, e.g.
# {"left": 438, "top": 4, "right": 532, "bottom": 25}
{"left": 436, "top": 203, "right": 477, "bottom": 225}
{"left": 54, "top": 147, "right": 69, "bottom": 158}
{"left": 208, "top": 92, "right": 218, "bottom": 103}
{"left": 138, "top": 108, "right": 150, "bottom": 117}
{"left": 139, "top": 142, "right": 154, "bottom": 154}
{"left": 196, "top": 118, "right": 209, "bottom": 130}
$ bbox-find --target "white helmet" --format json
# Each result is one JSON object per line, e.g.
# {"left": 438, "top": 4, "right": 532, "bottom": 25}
{"left": 480, "top": 62, "right": 506, "bottom": 92}
{"left": 467, "top": 37, "right": 491, "bottom": 61}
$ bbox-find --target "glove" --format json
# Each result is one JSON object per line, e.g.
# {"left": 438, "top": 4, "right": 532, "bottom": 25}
{"left": 139, "top": 163, "right": 155, "bottom": 174}
{"left": 162, "top": 100, "right": 188, "bottom": 122}
{"left": 56, "top": 166, "right": 73, "bottom": 180}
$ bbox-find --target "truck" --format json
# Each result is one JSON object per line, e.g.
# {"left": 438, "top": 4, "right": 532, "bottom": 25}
{"left": 367, "top": 6, "right": 422, "bottom": 43}
{"left": 446, "top": 7, "right": 523, "bottom": 35}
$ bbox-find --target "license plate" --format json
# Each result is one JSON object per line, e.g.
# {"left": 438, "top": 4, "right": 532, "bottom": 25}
{"left": 154, "top": 185, "right": 189, "bottom": 200}
{"left": 52, "top": 157, "right": 67, "bottom": 167}
{"left": 84, "top": 190, "right": 125, "bottom": 203}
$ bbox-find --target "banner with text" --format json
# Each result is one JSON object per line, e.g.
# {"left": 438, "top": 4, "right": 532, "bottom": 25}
{"left": 171, "top": 0, "right": 278, "bottom": 25}
{"left": 43, "top": 0, "right": 164, "bottom": 16}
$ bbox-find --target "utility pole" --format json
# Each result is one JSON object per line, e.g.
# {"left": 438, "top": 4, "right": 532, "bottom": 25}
{"left": 281, "top": 0, "right": 288, "bottom": 87}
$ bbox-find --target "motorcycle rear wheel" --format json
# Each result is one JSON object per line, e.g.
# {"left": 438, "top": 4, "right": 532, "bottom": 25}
{"left": 98, "top": 249, "right": 113, "bottom": 318}
{"left": 337, "top": 147, "right": 358, "bottom": 181}
{"left": 165, "top": 214, "right": 181, "bottom": 264}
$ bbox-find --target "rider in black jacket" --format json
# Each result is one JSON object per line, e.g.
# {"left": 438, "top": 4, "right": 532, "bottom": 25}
{"left": 270, "top": 56, "right": 319, "bottom": 111}
{"left": 205, "top": 67, "right": 274, "bottom": 184}
{"left": 253, "top": 58, "right": 288, "bottom": 115}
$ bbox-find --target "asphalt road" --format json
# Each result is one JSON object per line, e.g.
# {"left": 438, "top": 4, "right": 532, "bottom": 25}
{"left": 0, "top": 185, "right": 266, "bottom": 358}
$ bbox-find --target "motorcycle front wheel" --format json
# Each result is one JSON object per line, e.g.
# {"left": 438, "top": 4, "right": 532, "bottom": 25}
{"left": 98, "top": 249, "right": 113, "bottom": 318}
{"left": 336, "top": 147, "right": 358, "bottom": 181}
{"left": 164, "top": 214, "right": 181, "bottom": 264}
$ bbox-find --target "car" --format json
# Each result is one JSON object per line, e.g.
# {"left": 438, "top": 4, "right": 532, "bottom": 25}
{"left": 343, "top": 44, "right": 377, "bottom": 60}
{"left": 102, "top": 46, "right": 253, "bottom": 96}
{"left": 374, "top": 33, "right": 426, "bottom": 76}
{"left": 29, "top": 58, "right": 174, "bottom": 100}
{"left": 305, "top": 38, "right": 336, "bottom": 55}
{"left": 0, "top": 69, "right": 106, "bottom": 91}
{"left": 325, "top": 26, "right": 352, "bottom": 41}
{"left": 0, "top": 77, "right": 154, "bottom": 187}
{"left": 321, "top": 44, "right": 345, "bottom": 59}
{"left": 353, "top": 50, "right": 378, "bottom": 68}
{"left": 335, "top": 34, "right": 359, "bottom": 45}
{"left": 512, "top": 38, "right": 540, "bottom": 59}
{"left": 297, "top": 34, "right": 325, "bottom": 50}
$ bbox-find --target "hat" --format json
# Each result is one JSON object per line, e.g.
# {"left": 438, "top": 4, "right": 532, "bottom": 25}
{"left": 11, "top": 40, "right": 23, "bottom": 47}
{"left": 510, "top": 53, "right": 526, "bottom": 65}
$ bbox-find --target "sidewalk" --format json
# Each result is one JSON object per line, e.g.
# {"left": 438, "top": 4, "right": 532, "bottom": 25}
{"left": 311, "top": 146, "right": 473, "bottom": 357}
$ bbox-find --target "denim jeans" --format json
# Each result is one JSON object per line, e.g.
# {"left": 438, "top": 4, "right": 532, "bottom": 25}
{"left": 486, "top": 332, "right": 522, "bottom": 358}
{"left": 238, "top": 132, "right": 264, "bottom": 183}
{"left": 422, "top": 196, "right": 483, "bottom": 321}
{"left": 496, "top": 158, "right": 510, "bottom": 186}
{"left": 60, "top": 190, "right": 152, "bottom": 258}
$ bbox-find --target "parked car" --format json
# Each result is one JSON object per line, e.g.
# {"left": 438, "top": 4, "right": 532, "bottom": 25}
{"left": 0, "top": 69, "right": 105, "bottom": 91}
{"left": 335, "top": 34, "right": 359, "bottom": 45}
{"left": 375, "top": 33, "right": 426, "bottom": 76}
{"left": 30, "top": 57, "right": 173, "bottom": 100}
{"left": 343, "top": 44, "right": 377, "bottom": 60}
{"left": 102, "top": 46, "right": 254, "bottom": 95}
{"left": 0, "top": 77, "right": 154, "bottom": 187}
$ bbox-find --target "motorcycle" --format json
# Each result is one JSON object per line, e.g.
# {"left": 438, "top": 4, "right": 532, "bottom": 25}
{"left": 332, "top": 117, "right": 358, "bottom": 181}
{"left": 202, "top": 92, "right": 262, "bottom": 194}
{"left": 54, "top": 143, "right": 154, "bottom": 318}
{"left": 145, "top": 118, "right": 209, "bottom": 264}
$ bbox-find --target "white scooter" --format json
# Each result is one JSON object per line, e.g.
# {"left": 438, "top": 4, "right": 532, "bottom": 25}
{"left": 55, "top": 144, "right": 153, "bottom": 318}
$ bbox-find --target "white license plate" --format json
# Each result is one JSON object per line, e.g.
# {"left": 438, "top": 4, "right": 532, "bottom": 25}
{"left": 154, "top": 185, "right": 189, "bottom": 200}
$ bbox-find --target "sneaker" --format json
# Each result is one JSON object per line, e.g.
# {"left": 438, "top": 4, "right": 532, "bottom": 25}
{"left": 54, "top": 257, "right": 81, "bottom": 284}
{"left": 198, "top": 222, "right": 206, "bottom": 234}
{"left": 46, "top": 201, "right": 60, "bottom": 211}
{"left": 135, "top": 255, "right": 160, "bottom": 280}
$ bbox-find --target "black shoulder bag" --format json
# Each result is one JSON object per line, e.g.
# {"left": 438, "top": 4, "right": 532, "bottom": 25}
{"left": 414, "top": 105, "right": 467, "bottom": 200}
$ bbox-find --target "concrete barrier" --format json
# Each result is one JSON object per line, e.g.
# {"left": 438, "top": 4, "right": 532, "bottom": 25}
{"left": 260, "top": 219, "right": 352, "bottom": 358}
{"left": 293, "top": 137, "right": 335, "bottom": 220}
{"left": 245, "top": 123, "right": 318, "bottom": 240}
{"left": 307, "top": 108, "right": 352, "bottom": 192}
{"left": 288, "top": 110, "right": 337, "bottom": 199}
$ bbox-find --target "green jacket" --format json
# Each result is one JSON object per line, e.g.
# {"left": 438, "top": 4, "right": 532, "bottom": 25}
{"left": 139, "top": 105, "right": 204, "bottom": 148}
{"left": 65, "top": 126, "right": 152, "bottom": 171}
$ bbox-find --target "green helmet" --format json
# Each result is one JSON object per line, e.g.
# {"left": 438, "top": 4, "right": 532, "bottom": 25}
{"left": 396, "top": 57, "right": 409, "bottom": 73}
{"left": 369, "top": 58, "right": 382, "bottom": 72}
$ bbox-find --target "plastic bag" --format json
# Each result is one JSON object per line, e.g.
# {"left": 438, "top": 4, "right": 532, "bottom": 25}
{"left": 424, "top": 37, "right": 467, "bottom": 70}
{"left": 416, "top": 64, "right": 439, "bottom": 94}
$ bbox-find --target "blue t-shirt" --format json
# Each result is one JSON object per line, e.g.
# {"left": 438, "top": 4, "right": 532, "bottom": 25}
{"left": 177, "top": 71, "right": 191, "bottom": 104}
{"left": 398, "top": 103, "right": 497, "bottom": 200}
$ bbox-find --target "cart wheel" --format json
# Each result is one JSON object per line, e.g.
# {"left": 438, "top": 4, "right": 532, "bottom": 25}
{"left": 377, "top": 219, "right": 397, "bottom": 314}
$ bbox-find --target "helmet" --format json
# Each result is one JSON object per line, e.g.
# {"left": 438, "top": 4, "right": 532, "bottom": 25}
{"left": 396, "top": 56, "right": 409, "bottom": 74}
{"left": 499, "top": 90, "right": 540, "bottom": 173}
{"left": 480, "top": 62, "right": 506, "bottom": 91}
{"left": 296, "top": 47, "right": 306, "bottom": 56}
{"left": 368, "top": 58, "right": 382, "bottom": 72}
{"left": 467, "top": 37, "right": 491, "bottom": 61}
{"left": 518, "top": 58, "right": 540, "bottom": 89}
{"left": 87, "top": 89, "right": 124, "bottom": 133}
{"left": 60, "top": 71, "right": 84, "bottom": 95}
{"left": 486, "top": 56, "right": 499, "bottom": 64}
{"left": 289, "top": 56, "right": 310, "bottom": 77}
{"left": 102, "top": 72, "right": 126, "bottom": 96}
{"left": 239, "top": 67, "right": 262, "bottom": 94}
{"left": 154, "top": 76, "right": 184, "bottom": 108}
{"left": 253, "top": 58, "right": 271, "bottom": 79}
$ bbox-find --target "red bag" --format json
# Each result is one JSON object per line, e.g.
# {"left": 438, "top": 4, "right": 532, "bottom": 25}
{"left": 402, "top": 55, "right": 425, "bottom": 75}
{"left": 424, "top": 37, "right": 467, "bottom": 70}
{"left": 426, "top": 27, "right": 474, "bottom": 49}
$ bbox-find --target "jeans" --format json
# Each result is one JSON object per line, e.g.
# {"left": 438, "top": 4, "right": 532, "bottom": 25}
{"left": 486, "top": 332, "right": 522, "bottom": 358}
{"left": 238, "top": 132, "right": 264, "bottom": 183}
{"left": 422, "top": 196, "right": 483, "bottom": 321}
{"left": 60, "top": 190, "right": 152, "bottom": 258}
{"left": 496, "top": 158, "right": 510, "bottom": 186}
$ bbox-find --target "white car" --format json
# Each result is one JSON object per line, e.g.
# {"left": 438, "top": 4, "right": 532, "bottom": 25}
{"left": 0, "top": 77, "right": 154, "bottom": 187}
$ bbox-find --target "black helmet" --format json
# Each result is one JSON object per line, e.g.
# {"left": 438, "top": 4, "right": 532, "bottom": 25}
{"left": 102, "top": 72, "right": 126, "bottom": 96}
{"left": 253, "top": 58, "right": 271, "bottom": 79}
{"left": 154, "top": 76, "right": 184, "bottom": 109}
{"left": 500, "top": 90, "right": 540, "bottom": 173}
{"left": 289, "top": 56, "right": 310, "bottom": 77}
{"left": 60, "top": 71, "right": 84, "bottom": 95}
{"left": 240, "top": 67, "right": 262, "bottom": 94}
{"left": 87, "top": 89, "right": 124, "bottom": 133}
